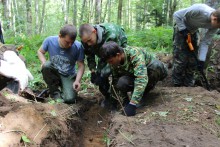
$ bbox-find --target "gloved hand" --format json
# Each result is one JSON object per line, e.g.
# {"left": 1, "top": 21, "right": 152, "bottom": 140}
{"left": 94, "top": 75, "right": 102, "bottom": 85}
{"left": 180, "top": 29, "right": 189, "bottom": 38}
{"left": 198, "top": 61, "right": 205, "bottom": 72}
{"left": 91, "top": 72, "right": 97, "bottom": 84}
{"left": 124, "top": 103, "right": 137, "bottom": 116}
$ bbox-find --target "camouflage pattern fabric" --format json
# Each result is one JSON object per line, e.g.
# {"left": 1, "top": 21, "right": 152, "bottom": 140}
{"left": 111, "top": 46, "right": 168, "bottom": 105}
{"left": 172, "top": 26, "right": 198, "bottom": 86}
{"left": 83, "top": 23, "right": 127, "bottom": 73}
{"left": 82, "top": 23, "right": 127, "bottom": 100}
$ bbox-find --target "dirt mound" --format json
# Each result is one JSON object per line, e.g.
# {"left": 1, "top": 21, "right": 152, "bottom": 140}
{"left": 1, "top": 80, "right": 220, "bottom": 146}
{"left": 0, "top": 88, "right": 110, "bottom": 147}
{"left": 108, "top": 87, "right": 220, "bottom": 147}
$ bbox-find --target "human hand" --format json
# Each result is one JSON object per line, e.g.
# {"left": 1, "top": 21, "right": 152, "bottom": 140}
{"left": 41, "top": 62, "right": 46, "bottom": 69}
{"left": 123, "top": 102, "right": 137, "bottom": 116}
{"left": 73, "top": 81, "right": 81, "bottom": 91}
{"left": 94, "top": 74, "right": 102, "bottom": 85}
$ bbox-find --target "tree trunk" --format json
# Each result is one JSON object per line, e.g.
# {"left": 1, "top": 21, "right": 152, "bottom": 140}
{"left": 117, "top": 0, "right": 123, "bottom": 25}
{"left": 73, "top": 0, "right": 77, "bottom": 26}
{"left": 35, "top": 0, "right": 39, "bottom": 34}
{"left": 67, "top": 0, "right": 70, "bottom": 24}
{"left": 26, "top": 0, "right": 32, "bottom": 36}
{"left": 39, "top": 0, "right": 46, "bottom": 33}
{"left": 80, "top": 0, "right": 86, "bottom": 24}
{"left": 11, "top": 0, "right": 16, "bottom": 34}
{"left": 129, "top": 0, "right": 132, "bottom": 29}
{"left": 89, "top": 0, "right": 94, "bottom": 23}
{"left": 3, "top": 0, "right": 12, "bottom": 29}
{"left": 107, "top": 0, "right": 111, "bottom": 22}
{"left": 168, "top": 0, "right": 177, "bottom": 26}
{"left": 62, "top": 0, "right": 68, "bottom": 24}
{"left": 95, "top": 0, "right": 101, "bottom": 24}
{"left": 102, "top": 0, "right": 108, "bottom": 22}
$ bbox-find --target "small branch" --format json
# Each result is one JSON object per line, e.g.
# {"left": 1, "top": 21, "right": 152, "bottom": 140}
{"left": 112, "top": 85, "right": 132, "bottom": 129}
{"left": 118, "top": 129, "right": 135, "bottom": 146}
{"left": 33, "top": 123, "right": 47, "bottom": 141}
{"left": 0, "top": 130, "right": 26, "bottom": 135}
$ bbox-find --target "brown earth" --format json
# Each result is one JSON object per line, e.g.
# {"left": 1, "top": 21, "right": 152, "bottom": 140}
{"left": 1, "top": 40, "right": 220, "bottom": 146}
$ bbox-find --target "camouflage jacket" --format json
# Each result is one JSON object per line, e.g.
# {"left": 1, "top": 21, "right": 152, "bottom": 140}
{"left": 82, "top": 23, "right": 127, "bottom": 71}
{"left": 111, "top": 46, "right": 154, "bottom": 104}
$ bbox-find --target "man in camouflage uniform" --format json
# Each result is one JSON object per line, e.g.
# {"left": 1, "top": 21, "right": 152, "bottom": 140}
{"left": 172, "top": 4, "right": 220, "bottom": 87}
{"left": 79, "top": 23, "right": 127, "bottom": 107}
{"left": 100, "top": 41, "right": 168, "bottom": 116}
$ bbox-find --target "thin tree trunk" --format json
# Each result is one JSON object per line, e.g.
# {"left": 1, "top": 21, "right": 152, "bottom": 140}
{"left": 39, "top": 0, "right": 46, "bottom": 33}
{"left": 26, "top": 0, "right": 32, "bottom": 36}
{"left": 80, "top": 0, "right": 86, "bottom": 23}
{"left": 129, "top": 0, "right": 132, "bottom": 28}
{"left": 11, "top": 0, "right": 15, "bottom": 34}
{"left": 168, "top": 0, "right": 177, "bottom": 26}
{"left": 89, "top": 0, "right": 94, "bottom": 23}
{"left": 3, "top": 0, "right": 11, "bottom": 29}
{"left": 102, "top": 0, "right": 108, "bottom": 22}
{"left": 62, "top": 0, "right": 68, "bottom": 24}
{"left": 35, "top": 0, "right": 39, "bottom": 34}
{"left": 117, "top": 0, "right": 123, "bottom": 25}
{"left": 66, "top": 0, "right": 70, "bottom": 24}
{"left": 73, "top": 0, "right": 77, "bottom": 26}
{"left": 95, "top": 0, "right": 101, "bottom": 24}
{"left": 107, "top": 0, "right": 111, "bottom": 22}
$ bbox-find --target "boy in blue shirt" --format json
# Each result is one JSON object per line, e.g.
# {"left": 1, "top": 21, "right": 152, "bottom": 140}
{"left": 37, "top": 24, "right": 85, "bottom": 104}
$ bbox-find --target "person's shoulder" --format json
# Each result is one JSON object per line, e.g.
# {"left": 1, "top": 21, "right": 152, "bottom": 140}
{"left": 190, "top": 3, "right": 213, "bottom": 10}
{"left": 72, "top": 40, "right": 83, "bottom": 49}
{"left": 44, "top": 36, "right": 58, "bottom": 42}
{"left": 125, "top": 46, "right": 140, "bottom": 54}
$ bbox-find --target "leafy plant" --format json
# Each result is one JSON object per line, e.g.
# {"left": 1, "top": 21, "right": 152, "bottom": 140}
{"left": 103, "top": 131, "right": 111, "bottom": 146}
{"left": 21, "top": 135, "right": 31, "bottom": 143}
{"left": 126, "top": 27, "right": 173, "bottom": 52}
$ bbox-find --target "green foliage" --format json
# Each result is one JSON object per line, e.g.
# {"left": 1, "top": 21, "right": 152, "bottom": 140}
{"left": 215, "top": 116, "right": 220, "bottom": 126}
{"left": 5, "top": 34, "right": 47, "bottom": 90}
{"left": 102, "top": 131, "right": 111, "bottom": 146}
{"left": 126, "top": 27, "right": 173, "bottom": 52}
{"left": 21, "top": 135, "right": 31, "bottom": 143}
{"left": 3, "top": 27, "right": 173, "bottom": 91}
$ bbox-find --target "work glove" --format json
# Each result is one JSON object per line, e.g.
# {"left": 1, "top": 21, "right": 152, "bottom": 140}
{"left": 123, "top": 103, "right": 137, "bottom": 116}
{"left": 91, "top": 72, "right": 102, "bottom": 86}
{"left": 91, "top": 72, "right": 97, "bottom": 84}
{"left": 198, "top": 61, "right": 205, "bottom": 72}
{"left": 180, "top": 29, "right": 189, "bottom": 38}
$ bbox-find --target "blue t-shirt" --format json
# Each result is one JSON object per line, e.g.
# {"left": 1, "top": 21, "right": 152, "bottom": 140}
{"left": 42, "top": 36, "right": 84, "bottom": 76}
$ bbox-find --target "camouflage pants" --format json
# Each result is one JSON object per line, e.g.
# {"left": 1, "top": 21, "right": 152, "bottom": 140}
{"left": 112, "top": 59, "right": 168, "bottom": 105}
{"left": 41, "top": 61, "right": 77, "bottom": 104}
{"left": 172, "top": 26, "right": 198, "bottom": 86}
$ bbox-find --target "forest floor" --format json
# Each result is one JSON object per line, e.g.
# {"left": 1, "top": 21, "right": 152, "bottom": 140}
{"left": 1, "top": 54, "right": 220, "bottom": 147}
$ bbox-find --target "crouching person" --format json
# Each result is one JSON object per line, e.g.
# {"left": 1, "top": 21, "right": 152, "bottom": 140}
{"left": 37, "top": 24, "right": 85, "bottom": 104}
{"left": 100, "top": 41, "right": 168, "bottom": 116}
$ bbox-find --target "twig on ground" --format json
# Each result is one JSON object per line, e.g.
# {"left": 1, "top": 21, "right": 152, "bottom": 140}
{"left": 98, "top": 113, "right": 107, "bottom": 121}
{"left": 112, "top": 85, "right": 132, "bottom": 130}
{"left": 118, "top": 129, "right": 135, "bottom": 146}
{"left": 33, "top": 123, "right": 47, "bottom": 141}
{"left": 0, "top": 130, "right": 26, "bottom": 135}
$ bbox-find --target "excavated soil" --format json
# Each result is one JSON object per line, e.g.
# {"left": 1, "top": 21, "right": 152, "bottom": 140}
{"left": 1, "top": 40, "right": 220, "bottom": 146}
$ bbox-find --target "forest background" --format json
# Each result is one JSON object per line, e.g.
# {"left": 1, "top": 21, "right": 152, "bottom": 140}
{"left": 0, "top": 0, "right": 218, "bottom": 90}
